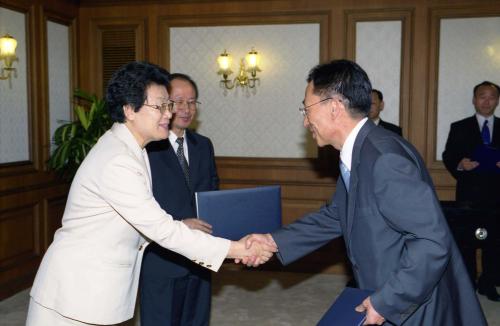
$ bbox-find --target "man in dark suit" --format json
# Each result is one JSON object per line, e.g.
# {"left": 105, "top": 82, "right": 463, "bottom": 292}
{"left": 442, "top": 80, "right": 500, "bottom": 301}
{"left": 369, "top": 89, "right": 402, "bottom": 136}
{"left": 247, "top": 60, "right": 486, "bottom": 325}
{"left": 140, "top": 73, "right": 219, "bottom": 325}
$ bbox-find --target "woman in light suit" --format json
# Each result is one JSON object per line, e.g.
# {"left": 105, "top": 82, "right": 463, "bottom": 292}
{"left": 26, "top": 61, "right": 275, "bottom": 326}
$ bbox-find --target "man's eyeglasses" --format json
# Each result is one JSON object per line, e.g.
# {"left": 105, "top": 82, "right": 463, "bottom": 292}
{"left": 143, "top": 101, "right": 176, "bottom": 115}
{"left": 299, "top": 98, "right": 333, "bottom": 117}
{"left": 170, "top": 99, "right": 201, "bottom": 111}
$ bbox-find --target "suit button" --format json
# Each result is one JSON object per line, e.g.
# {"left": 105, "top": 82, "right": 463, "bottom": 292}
{"left": 207, "top": 264, "right": 212, "bottom": 268}
{"left": 199, "top": 262, "right": 204, "bottom": 266}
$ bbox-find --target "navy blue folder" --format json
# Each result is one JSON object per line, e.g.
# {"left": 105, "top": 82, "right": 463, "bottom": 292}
{"left": 317, "top": 287, "right": 374, "bottom": 326}
{"left": 471, "top": 145, "right": 500, "bottom": 173}
{"left": 195, "top": 185, "right": 282, "bottom": 240}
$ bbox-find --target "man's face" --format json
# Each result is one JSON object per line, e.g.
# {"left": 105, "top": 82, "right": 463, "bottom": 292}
{"left": 368, "top": 92, "right": 384, "bottom": 120}
{"left": 302, "top": 82, "right": 335, "bottom": 147}
{"left": 170, "top": 79, "right": 197, "bottom": 135}
{"left": 473, "top": 85, "right": 499, "bottom": 117}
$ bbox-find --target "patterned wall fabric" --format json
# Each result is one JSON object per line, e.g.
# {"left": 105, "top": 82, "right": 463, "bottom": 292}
{"left": 47, "top": 21, "right": 71, "bottom": 153}
{"left": 0, "top": 7, "right": 29, "bottom": 164}
{"left": 170, "top": 24, "right": 320, "bottom": 158}
{"left": 356, "top": 21, "right": 402, "bottom": 127}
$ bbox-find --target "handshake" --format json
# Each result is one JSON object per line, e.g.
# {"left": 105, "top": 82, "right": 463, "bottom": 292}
{"left": 227, "top": 234, "right": 278, "bottom": 267}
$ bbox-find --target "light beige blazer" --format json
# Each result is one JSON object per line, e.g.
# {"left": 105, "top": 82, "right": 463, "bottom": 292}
{"left": 30, "top": 123, "right": 230, "bottom": 325}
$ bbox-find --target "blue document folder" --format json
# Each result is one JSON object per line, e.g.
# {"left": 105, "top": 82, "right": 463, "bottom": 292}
{"left": 317, "top": 287, "right": 374, "bottom": 326}
{"left": 471, "top": 145, "right": 500, "bottom": 173}
{"left": 195, "top": 185, "right": 282, "bottom": 240}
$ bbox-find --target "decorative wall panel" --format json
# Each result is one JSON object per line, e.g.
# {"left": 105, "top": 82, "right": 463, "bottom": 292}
{"left": 436, "top": 17, "right": 500, "bottom": 160}
{"left": 170, "top": 24, "right": 320, "bottom": 158}
{"left": 47, "top": 21, "right": 71, "bottom": 152}
{"left": 0, "top": 7, "right": 29, "bottom": 164}
{"left": 356, "top": 21, "right": 402, "bottom": 126}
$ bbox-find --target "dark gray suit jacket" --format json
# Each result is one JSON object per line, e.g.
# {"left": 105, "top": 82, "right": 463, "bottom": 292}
{"left": 273, "top": 120, "right": 486, "bottom": 325}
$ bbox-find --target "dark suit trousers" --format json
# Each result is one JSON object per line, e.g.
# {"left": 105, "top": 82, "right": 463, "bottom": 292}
{"left": 140, "top": 264, "right": 211, "bottom": 326}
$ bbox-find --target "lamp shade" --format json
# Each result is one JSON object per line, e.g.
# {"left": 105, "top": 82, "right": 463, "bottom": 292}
{"left": 245, "top": 48, "right": 259, "bottom": 70}
{"left": 0, "top": 34, "right": 17, "bottom": 58}
{"left": 217, "top": 50, "right": 232, "bottom": 72}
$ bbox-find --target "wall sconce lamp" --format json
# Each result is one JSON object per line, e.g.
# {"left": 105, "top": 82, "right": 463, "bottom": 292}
{"left": 0, "top": 34, "right": 18, "bottom": 81}
{"left": 217, "top": 47, "right": 261, "bottom": 90}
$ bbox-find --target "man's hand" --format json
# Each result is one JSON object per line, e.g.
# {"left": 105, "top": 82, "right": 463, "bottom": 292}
{"left": 227, "top": 234, "right": 277, "bottom": 267}
{"left": 496, "top": 161, "right": 500, "bottom": 168}
{"left": 355, "top": 297, "right": 385, "bottom": 325}
{"left": 182, "top": 218, "right": 212, "bottom": 234}
{"left": 458, "top": 158, "right": 479, "bottom": 171}
{"left": 236, "top": 233, "right": 278, "bottom": 266}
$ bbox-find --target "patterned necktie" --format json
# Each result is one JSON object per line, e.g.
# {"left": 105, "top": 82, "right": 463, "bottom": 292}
{"left": 481, "top": 120, "right": 491, "bottom": 145}
{"left": 176, "top": 137, "right": 190, "bottom": 188}
{"left": 339, "top": 161, "right": 350, "bottom": 192}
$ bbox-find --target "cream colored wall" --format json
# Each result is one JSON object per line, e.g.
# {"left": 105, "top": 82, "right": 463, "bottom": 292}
{"left": 170, "top": 24, "right": 319, "bottom": 158}
{"left": 356, "top": 21, "right": 402, "bottom": 126}
{"left": 47, "top": 21, "right": 71, "bottom": 153}
{"left": 436, "top": 17, "right": 500, "bottom": 160}
{"left": 0, "top": 7, "right": 29, "bottom": 163}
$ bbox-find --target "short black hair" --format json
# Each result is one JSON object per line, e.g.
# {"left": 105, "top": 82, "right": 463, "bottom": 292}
{"left": 473, "top": 81, "right": 500, "bottom": 97}
{"left": 372, "top": 89, "right": 383, "bottom": 101}
{"left": 106, "top": 61, "right": 170, "bottom": 123}
{"left": 307, "top": 59, "right": 372, "bottom": 117}
{"left": 170, "top": 73, "right": 199, "bottom": 99}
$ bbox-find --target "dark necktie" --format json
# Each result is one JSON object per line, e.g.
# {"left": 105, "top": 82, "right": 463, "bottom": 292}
{"left": 176, "top": 137, "right": 190, "bottom": 188}
{"left": 481, "top": 120, "right": 491, "bottom": 145}
{"left": 339, "top": 161, "right": 350, "bottom": 192}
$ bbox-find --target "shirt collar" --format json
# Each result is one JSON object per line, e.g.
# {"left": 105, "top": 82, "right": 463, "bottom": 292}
{"left": 168, "top": 129, "right": 186, "bottom": 147}
{"left": 340, "top": 117, "right": 368, "bottom": 171}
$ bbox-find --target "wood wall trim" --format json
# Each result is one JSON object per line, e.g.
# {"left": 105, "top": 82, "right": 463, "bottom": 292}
{"left": 157, "top": 10, "right": 331, "bottom": 71}
{"left": 87, "top": 17, "right": 147, "bottom": 97}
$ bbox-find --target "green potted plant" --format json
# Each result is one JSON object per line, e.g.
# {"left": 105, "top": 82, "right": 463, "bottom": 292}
{"left": 48, "top": 89, "right": 111, "bottom": 180}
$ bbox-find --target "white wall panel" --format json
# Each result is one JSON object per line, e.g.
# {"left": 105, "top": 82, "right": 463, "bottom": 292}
{"left": 47, "top": 21, "right": 71, "bottom": 152}
{"left": 170, "top": 24, "right": 319, "bottom": 158}
{"left": 0, "top": 7, "right": 29, "bottom": 163}
{"left": 436, "top": 17, "right": 500, "bottom": 160}
{"left": 356, "top": 21, "right": 402, "bottom": 126}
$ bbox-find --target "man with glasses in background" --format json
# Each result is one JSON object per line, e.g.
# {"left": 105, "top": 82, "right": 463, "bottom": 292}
{"left": 140, "top": 73, "right": 219, "bottom": 326}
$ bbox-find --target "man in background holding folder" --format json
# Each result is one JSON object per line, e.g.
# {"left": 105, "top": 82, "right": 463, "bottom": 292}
{"left": 247, "top": 60, "right": 486, "bottom": 325}
{"left": 141, "top": 73, "right": 218, "bottom": 326}
{"left": 442, "top": 81, "right": 500, "bottom": 301}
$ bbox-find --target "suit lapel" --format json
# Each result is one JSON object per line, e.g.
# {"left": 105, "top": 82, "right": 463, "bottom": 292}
{"left": 185, "top": 131, "right": 200, "bottom": 192}
{"left": 346, "top": 121, "right": 375, "bottom": 243}
{"left": 492, "top": 117, "right": 500, "bottom": 148}
{"left": 469, "top": 116, "right": 483, "bottom": 146}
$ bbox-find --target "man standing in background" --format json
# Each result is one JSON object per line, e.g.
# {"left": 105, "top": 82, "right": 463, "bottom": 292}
{"left": 141, "top": 73, "right": 219, "bottom": 325}
{"left": 369, "top": 89, "right": 402, "bottom": 136}
{"left": 442, "top": 80, "right": 500, "bottom": 301}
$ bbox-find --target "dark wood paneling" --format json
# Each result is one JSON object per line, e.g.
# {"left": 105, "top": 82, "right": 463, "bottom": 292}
{"left": 0, "top": 2, "right": 76, "bottom": 299}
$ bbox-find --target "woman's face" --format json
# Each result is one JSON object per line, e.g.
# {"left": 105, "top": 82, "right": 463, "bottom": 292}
{"left": 124, "top": 83, "right": 172, "bottom": 148}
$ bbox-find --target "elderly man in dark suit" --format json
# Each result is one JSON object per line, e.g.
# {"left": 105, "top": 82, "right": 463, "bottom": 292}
{"left": 442, "top": 80, "right": 500, "bottom": 301}
{"left": 369, "top": 89, "right": 402, "bottom": 136}
{"left": 140, "top": 73, "right": 219, "bottom": 326}
{"left": 247, "top": 60, "right": 486, "bottom": 325}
